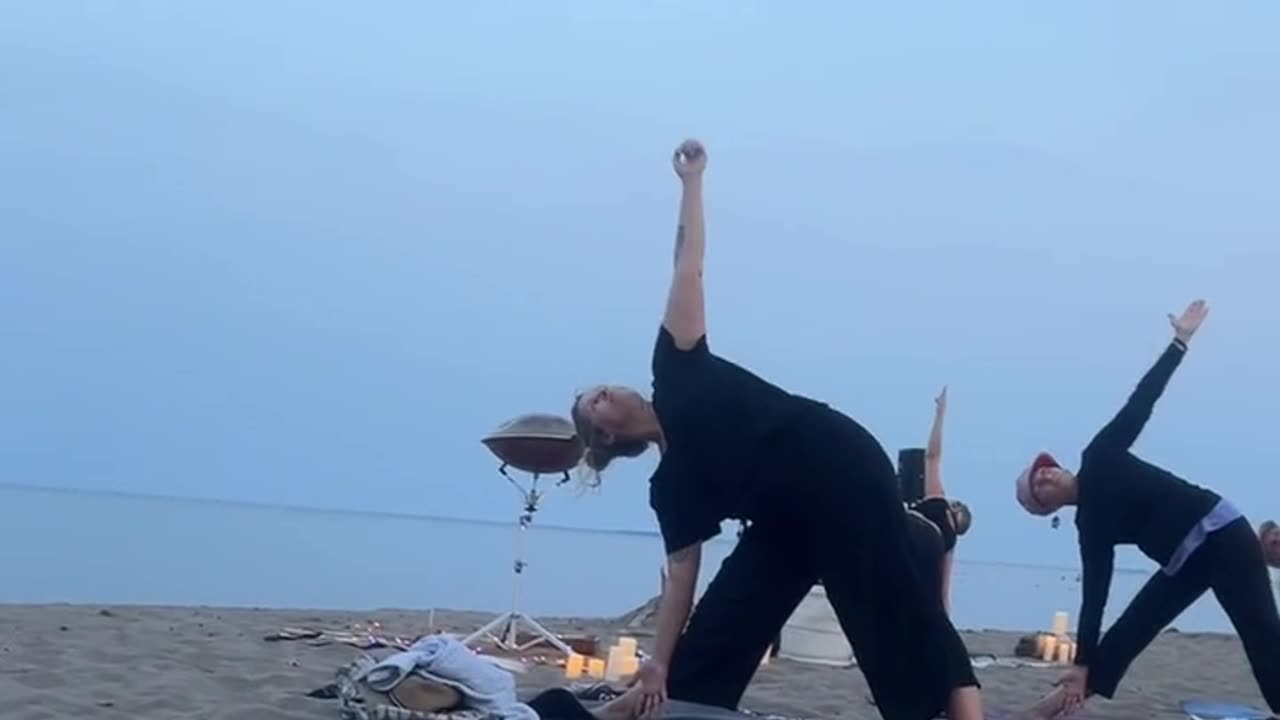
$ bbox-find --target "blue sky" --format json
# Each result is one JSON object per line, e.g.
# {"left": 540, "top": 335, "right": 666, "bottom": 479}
{"left": 2, "top": 1, "right": 1278, "bottom": 570}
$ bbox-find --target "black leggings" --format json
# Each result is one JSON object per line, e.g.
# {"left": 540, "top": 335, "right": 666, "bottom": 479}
{"left": 665, "top": 405, "right": 976, "bottom": 720}
{"left": 527, "top": 689, "right": 597, "bottom": 720}
{"left": 1089, "top": 516, "right": 1280, "bottom": 712}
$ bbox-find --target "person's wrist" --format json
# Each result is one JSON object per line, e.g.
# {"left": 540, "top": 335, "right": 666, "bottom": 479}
{"left": 1173, "top": 333, "right": 1191, "bottom": 349}
{"left": 680, "top": 174, "right": 704, "bottom": 188}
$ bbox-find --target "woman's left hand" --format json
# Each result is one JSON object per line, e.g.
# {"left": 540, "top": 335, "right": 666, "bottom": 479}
{"left": 934, "top": 386, "right": 948, "bottom": 415}
{"left": 1168, "top": 299, "right": 1209, "bottom": 344}
{"left": 671, "top": 139, "right": 707, "bottom": 180}
{"left": 1055, "top": 666, "right": 1088, "bottom": 715}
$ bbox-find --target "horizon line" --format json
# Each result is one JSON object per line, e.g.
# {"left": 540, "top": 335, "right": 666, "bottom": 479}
{"left": 0, "top": 481, "right": 1145, "bottom": 576}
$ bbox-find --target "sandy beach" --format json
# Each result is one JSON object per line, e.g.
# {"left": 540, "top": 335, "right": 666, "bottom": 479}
{"left": 0, "top": 604, "right": 1267, "bottom": 720}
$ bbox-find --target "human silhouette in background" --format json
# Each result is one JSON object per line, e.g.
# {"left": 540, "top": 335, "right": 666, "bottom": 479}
{"left": 905, "top": 386, "right": 974, "bottom": 616}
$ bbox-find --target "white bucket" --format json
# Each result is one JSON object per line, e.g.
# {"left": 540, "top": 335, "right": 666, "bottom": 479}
{"left": 778, "top": 584, "right": 853, "bottom": 667}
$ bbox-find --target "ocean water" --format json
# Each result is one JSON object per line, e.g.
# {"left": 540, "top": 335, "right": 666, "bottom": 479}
{"left": 0, "top": 484, "right": 1251, "bottom": 634}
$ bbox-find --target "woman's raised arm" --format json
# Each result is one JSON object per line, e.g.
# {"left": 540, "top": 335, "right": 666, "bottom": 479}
{"left": 1086, "top": 299, "right": 1208, "bottom": 455}
{"left": 661, "top": 139, "right": 708, "bottom": 351}
{"left": 924, "top": 387, "right": 947, "bottom": 498}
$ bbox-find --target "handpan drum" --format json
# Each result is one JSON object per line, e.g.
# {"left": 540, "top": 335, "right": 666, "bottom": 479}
{"left": 481, "top": 413, "right": 585, "bottom": 475}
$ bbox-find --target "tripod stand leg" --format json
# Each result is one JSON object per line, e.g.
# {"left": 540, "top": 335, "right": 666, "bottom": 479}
{"left": 466, "top": 466, "right": 572, "bottom": 657}
{"left": 464, "top": 612, "right": 515, "bottom": 649}
{"left": 512, "top": 613, "right": 574, "bottom": 654}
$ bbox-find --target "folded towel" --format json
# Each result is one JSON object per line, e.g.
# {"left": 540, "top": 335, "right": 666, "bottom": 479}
{"left": 367, "top": 636, "right": 536, "bottom": 720}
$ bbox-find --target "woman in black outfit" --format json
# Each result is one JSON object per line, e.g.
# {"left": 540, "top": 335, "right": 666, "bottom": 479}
{"left": 569, "top": 140, "right": 982, "bottom": 720}
{"left": 527, "top": 687, "right": 635, "bottom": 720}
{"left": 1014, "top": 300, "right": 1280, "bottom": 718}
{"left": 906, "top": 386, "right": 973, "bottom": 616}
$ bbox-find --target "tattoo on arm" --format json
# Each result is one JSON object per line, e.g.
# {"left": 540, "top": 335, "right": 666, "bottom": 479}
{"left": 673, "top": 224, "right": 686, "bottom": 267}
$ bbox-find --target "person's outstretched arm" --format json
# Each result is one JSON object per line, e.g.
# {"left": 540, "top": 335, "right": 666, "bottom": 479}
{"left": 652, "top": 544, "right": 700, "bottom": 669}
{"left": 1073, "top": 536, "right": 1115, "bottom": 673}
{"left": 661, "top": 140, "right": 708, "bottom": 351}
{"left": 924, "top": 387, "right": 947, "bottom": 498}
{"left": 634, "top": 543, "right": 701, "bottom": 719}
{"left": 1088, "top": 300, "right": 1209, "bottom": 454}
{"left": 925, "top": 388, "right": 956, "bottom": 613}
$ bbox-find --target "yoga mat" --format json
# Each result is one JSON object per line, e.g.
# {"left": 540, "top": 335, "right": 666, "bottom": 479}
{"left": 1180, "top": 698, "right": 1271, "bottom": 720}
{"left": 664, "top": 700, "right": 810, "bottom": 720}
{"left": 854, "top": 654, "right": 1054, "bottom": 669}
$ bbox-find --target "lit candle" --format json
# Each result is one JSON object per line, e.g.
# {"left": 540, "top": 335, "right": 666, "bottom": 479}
{"left": 616, "top": 655, "right": 640, "bottom": 677}
{"left": 587, "top": 658, "right": 605, "bottom": 679}
{"left": 564, "top": 653, "right": 585, "bottom": 679}
{"left": 565, "top": 653, "right": 586, "bottom": 676}
{"left": 1056, "top": 640, "right": 1072, "bottom": 664}
{"left": 1041, "top": 635, "right": 1058, "bottom": 662}
{"left": 1051, "top": 611, "right": 1069, "bottom": 637}
{"left": 616, "top": 637, "right": 638, "bottom": 656}
{"left": 605, "top": 646, "right": 625, "bottom": 681}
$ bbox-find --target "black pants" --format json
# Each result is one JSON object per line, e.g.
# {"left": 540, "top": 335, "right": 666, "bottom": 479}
{"left": 666, "top": 405, "right": 977, "bottom": 720}
{"left": 1089, "top": 516, "right": 1280, "bottom": 712}
{"left": 528, "top": 688, "right": 596, "bottom": 720}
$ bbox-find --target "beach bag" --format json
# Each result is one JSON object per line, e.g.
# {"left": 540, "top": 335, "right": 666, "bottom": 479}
{"left": 335, "top": 655, "right": 493, "bottom": 720}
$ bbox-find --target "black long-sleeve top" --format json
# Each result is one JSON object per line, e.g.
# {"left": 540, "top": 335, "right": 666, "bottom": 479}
{"left": 647, "top": 327, "right": 821, "bottom": 555}
{"left": 1072, "top": 340, "right": 1220, "bottom": 667}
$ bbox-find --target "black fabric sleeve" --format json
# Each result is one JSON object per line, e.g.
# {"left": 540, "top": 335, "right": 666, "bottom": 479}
{"left": 655, "top": 507, "right": 721, "bottom": 556}
{"left": 1087, "top": 342, "right": 1185, "bottom": 454}
{"left": 1074, "top": 534, "right": 1115, "bottom": 667}
{"left": 651, "top": 325, "right": 710, "bottom": 386}
{"left": 650, "top": 479, "right": 721, "bottom": 556}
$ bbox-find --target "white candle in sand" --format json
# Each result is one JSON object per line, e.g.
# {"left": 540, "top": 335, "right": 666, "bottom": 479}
{"left": 564, "top": 653, "right": 586, "bottom": 679}
{"left": 616, "top": 655, "right": 640, "bottom": 677}
{"left": 1052, "top": 611, "right": 1069, "bottom": 637}
{"left": 1041, "top": 635, "right": 1058, "bottom": 662}
{"left": 605, "top": 646, "right": 625, "bottom": 681}
{"left": 1056, "top": 640, "right": 1072, "bottom": 664}
{"left": 616, "top": 637, "right": 638, "bottom": 656}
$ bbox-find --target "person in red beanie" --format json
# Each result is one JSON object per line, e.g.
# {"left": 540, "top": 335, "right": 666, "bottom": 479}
{"left": 1014, "top": 300, "right": 1280, "bottom": 719}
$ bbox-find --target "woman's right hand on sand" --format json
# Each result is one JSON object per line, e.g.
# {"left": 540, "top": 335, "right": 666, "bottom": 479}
{"left": 631, "top": 659, "right": 668, "bottom": 719}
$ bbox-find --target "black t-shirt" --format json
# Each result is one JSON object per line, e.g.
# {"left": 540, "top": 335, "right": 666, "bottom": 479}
{"left": 905, "top": 507, "right": 947, "bottom": 607}
{"left": 647, "top": 326, "right": 818, "bottom": 555}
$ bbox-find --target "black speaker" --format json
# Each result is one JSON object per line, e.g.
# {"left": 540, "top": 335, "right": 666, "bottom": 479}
{"left": 898, "top": 447, "right": 925, "bottom": 503}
